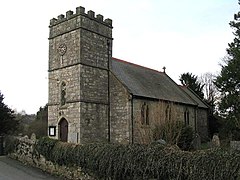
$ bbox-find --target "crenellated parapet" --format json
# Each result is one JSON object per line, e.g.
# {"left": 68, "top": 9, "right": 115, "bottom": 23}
{"left": 49, "top": 6, "right": 112, "bottom": 28}
{"left": 49, "top": 6, "right": 113, "bottom": 39}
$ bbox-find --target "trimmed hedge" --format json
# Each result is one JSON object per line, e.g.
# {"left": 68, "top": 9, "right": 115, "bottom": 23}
{"left": 34, "top": 137, "right": 240, "bottom": 180}
{"left": 34, "top": 136, "right": 59, "bottom": 160}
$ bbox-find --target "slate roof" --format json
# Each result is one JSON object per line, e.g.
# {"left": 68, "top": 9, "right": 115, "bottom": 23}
{"left": 180, "top": 86, "right": 208, "bottom": 109}
{"left": 111, "top": 58, "right": 201, "bottom": 106}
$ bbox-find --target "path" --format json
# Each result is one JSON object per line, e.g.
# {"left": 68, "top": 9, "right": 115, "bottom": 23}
{"left": 0, "top": 156, "right": 59, "bottom": 180}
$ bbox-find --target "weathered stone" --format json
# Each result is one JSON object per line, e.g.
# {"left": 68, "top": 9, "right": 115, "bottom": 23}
{"left": 30, "top": 133, "right": 36, "bottom": 141}
{"left": 8, "top": 136, "right": 94, "bottom": 180}
{"left": 48, "top": 6, "right": 112, "bottom": 144}
{"left": 212, "top": 134, "right": 220, "bottom": 147}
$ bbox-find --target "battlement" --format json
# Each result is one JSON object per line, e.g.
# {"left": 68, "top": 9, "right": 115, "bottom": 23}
{"left": 49, "top": 6, "right": 112, "bottom": 27}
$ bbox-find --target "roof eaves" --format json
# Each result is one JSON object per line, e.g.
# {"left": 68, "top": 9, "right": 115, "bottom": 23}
{"left": 132, "top": 94, "right": 200, "bottom": 107}
{"left": 180, "top": 86, "right": 209, "bottom": 109}
{"left": 162, "top": 73, "right": 198, "bottom": 106}
{"left": 187, "top": 87, "right": 210, "bottom": 109}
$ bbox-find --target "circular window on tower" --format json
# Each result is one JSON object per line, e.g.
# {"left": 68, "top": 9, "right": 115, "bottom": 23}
{"left": 58, "top": 44, "right": 67, "bottom": 56}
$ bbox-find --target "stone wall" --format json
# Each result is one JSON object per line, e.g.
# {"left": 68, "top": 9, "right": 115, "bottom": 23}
{"left": 49, "top": 7, "right": 112, "bottom": 40}
{"left": 49, "top": 29, "right": 81, "bottom": 71}
{"left": 48, "top": 65, "right": 81, "bottom": 143}
{"left": 48, "top": 6, "right": 112, "bottom": 144}
{"left": 80, "top": 65, "right": 108, "bottom": 103}
{"left": 110, "top": 73, "right": 132, "bottom": 144}
{"left": 196, "top": 108, "right": 209, "bottom": 142}
{"left": 48, "top": 65, "right": 81, "bottom": 104}
{"left": 80, "top": 102, "right": 108, "bottom": 143}
{"left": 8, "top": 135, "right": 94, "bottom": 180}
{"left": 132, "top": 99, "right": 197, "bottom": 144}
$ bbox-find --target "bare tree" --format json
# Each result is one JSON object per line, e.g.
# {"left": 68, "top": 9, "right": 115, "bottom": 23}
{"left": 199, "top": 72, "right": 219, "bottom": 109}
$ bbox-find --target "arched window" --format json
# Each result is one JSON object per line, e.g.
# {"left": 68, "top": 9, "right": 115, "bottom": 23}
{"left": 184, "top": 109, "right": 190, "bottom": 126}
{"left": 60, "top": 81, "right": 66, "bottom": 106}
{"left": 165, "top": 104, "right": 171, "bottom": 121}
{"left": 141, "top": 102, "right": 149, "bottom": 125}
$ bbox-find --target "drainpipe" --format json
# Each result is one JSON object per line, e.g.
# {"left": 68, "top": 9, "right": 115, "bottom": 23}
{"left": 131, "top": 95, "right": 134, "bottom": 144}
{"left": 195, "top": 106, "right": 198, "bottom": 133}
{"left": 107, "top": 40, "right": 111, "bottom": 142}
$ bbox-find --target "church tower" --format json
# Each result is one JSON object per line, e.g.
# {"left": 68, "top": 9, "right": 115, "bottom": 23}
{"left": 48, "top": 6, "right": 113, "bottom": 143}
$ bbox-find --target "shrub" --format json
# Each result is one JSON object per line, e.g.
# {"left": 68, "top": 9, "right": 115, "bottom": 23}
{"left": 153, "top": 120, "right": 183, "bottom": 145}
{"left": 4, "top": 136, "right": 19, "bottom": 154}
{"left": 34, "top": 137, "right": 240, "bottom": 180}
{"left": 153, "top": 122, "right": 194, "bottom": 151}
{"left": 177, "top": 126, "right": 194, "bottom": 150}
{"left": 34, "top": 136, "right": 58, "bottom": 160}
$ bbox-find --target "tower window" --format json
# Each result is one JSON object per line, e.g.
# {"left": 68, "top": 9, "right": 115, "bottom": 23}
{"left": 60, "top": 81, "right": 66, "bottom": 106}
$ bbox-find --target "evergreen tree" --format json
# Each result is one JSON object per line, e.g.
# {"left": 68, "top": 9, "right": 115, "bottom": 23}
{"left": 179, "top": 72, "right": 204, "bottom": 99}
{"left": 15, "top": 111, "right": 35, "bottom": 136}
{"left": 28, "top": 105, "right": 48, "bottom": 138}
{"left": 0, "top": 91, "right": 18, "bottom": 135}
{"left": 215, "top": 2, "right": 240, "bottom": 140}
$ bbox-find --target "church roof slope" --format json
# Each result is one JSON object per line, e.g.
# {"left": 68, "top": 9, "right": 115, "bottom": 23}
{"left": 111, "top": 58, "right": 197, "bottom": 106}
{"left": 180, "top": 86, "right": 209, "bottom": 109}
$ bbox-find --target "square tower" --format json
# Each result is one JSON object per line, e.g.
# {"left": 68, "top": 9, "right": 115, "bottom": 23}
{"left": 48, "top": 6, "right": 113, "bottom": 144}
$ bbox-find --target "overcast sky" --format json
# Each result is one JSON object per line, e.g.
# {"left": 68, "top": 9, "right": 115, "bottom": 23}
{"left": 0, "top": 0, "right": 238, "bottom": 114}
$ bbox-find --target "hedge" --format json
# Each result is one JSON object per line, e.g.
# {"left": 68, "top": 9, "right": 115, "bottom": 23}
{"left": 34, "top": 137, "right": 240, "bottom": 180}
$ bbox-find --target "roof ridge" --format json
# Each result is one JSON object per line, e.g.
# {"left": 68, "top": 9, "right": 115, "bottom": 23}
{"left": 112, "top": 57, "right": 164, "bottom": 74}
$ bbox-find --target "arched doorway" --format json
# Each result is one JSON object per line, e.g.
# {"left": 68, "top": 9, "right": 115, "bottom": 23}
{"left": 58, "top": 118, "right": 68, "bottom": 142}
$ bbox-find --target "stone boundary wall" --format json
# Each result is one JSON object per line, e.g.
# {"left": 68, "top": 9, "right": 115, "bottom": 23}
{"left": 8, "top": 135, "right": 94, "bottom": 180}
{"left": 230, "top": 141, "right": 240, "bottom": 151}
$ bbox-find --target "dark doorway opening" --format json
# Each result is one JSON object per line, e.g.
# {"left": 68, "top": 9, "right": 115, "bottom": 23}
{"left": 58, "top": 118, "right": 68, "bottom": 142}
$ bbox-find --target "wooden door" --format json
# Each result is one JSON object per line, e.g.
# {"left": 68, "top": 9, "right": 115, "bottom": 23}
{"left": 59, "top": 118, "right": 68, "bottom": 142}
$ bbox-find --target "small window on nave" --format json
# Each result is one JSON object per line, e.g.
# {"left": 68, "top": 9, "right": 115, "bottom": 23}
{"left": 165, "top": 104, "right": 171, "bottom": 121}
{"left": 141, "top": 102, "right": 149, "bottom": 125}
{"left": 184, "top": 109, "right": 190, "bottom": 126}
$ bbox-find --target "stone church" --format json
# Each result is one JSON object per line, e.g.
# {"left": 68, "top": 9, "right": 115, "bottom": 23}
{"left": 48, "top": 6, "right": 209, "bottom": 144}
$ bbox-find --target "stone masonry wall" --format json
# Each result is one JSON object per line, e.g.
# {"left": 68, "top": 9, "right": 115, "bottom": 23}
{"left": 48, "top": 65, "right": 81, "bottom": 105}
{"left": 197, "top": 108, "right": 209, "bottom": 142}
{"left": 110, "top": 73, "right": 132, "bottom": 144}
{"left": 76, "top": 8, "right": 112, "bottom": 144}
{"left": 80, "top": 65, "right": 108, "bottom": 104}
{"left": 49, "top": 7, "right": 112, "bottom": 40}
{"left": 48, "top": 102, "right": 81, "bottom": 143}
{"left": 133, "top": 99, "right": 196, "bottom": 144}
{"left": 48, "top": 6, "right": 112, "bottom": 144}
{"left": 49, "top": 29, "right": 80, "bottom": 71}
{"left": 48, "top": 64, "right": 81, "bottom": 143}
{"left": 80, "top": 102, "right": 108, "bottom": 143}
{"left": 80, "top": 29, "right": 110, "bottom": 69}
{"left": 8, "top": 135, "right": 94, "bottom": 180}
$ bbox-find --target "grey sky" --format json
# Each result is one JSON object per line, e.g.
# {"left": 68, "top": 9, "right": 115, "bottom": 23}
{"left": 0, "top": 0, "right": 238, "bottom": 114}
